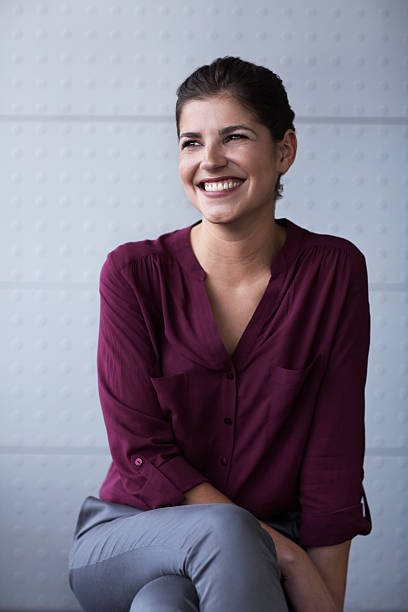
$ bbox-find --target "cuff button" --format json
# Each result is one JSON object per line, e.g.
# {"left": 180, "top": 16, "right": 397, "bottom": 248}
{"left": 134, "top": 457, "right": 143, "bottom": 466}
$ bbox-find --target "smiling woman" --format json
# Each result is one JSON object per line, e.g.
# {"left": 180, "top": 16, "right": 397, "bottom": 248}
{"left": 68, "top": 57, "right": 372, "bottom": 612}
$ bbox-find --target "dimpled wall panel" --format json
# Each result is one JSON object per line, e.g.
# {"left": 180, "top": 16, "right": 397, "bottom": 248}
{"left": 0, "top": 1, "right": 407, "bottom": 610}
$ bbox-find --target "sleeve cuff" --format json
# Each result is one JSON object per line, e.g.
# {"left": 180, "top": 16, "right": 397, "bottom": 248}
{"left": 157, "top": 454, "right": 211, "bottom": 495}
{"left": 122, "top": 453, "right": 210, "bottom": 509}
{"left": 298, "top": 501, "right": 372, "bottom": 547}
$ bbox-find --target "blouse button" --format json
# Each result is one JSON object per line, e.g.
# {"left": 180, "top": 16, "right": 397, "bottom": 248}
{"left": 134, "top": 457, "right": 143, "bottom": 466}
{"left": 220, "top": 457, "right": 228, "bottom": 466}
{"left": 225, "top": 371, "right": 234, "bottom": 380}
{"left": 224, "top": 417, "right": 232, "bottom": 425}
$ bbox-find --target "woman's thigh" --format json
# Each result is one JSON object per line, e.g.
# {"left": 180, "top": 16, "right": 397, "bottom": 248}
{"left": 69, "top": 497, "right": 291, "bottom": 612}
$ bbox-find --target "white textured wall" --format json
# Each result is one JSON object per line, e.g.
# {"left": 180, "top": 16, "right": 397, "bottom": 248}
{"left": 0, "top": 1, "right": 407, "bottom": 610}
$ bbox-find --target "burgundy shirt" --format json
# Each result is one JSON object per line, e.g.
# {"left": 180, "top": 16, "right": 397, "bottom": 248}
{"left": 97, "top": 217, "right": 372, "bottom": 547}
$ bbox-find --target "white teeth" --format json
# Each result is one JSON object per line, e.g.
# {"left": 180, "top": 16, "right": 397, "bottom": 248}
{"left": 203, "top": 179, "right": 243, "bottom": 192}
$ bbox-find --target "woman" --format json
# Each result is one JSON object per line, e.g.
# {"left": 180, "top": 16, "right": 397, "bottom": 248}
{"left": 68, "top": 57, "right": 372, "bottom": 612}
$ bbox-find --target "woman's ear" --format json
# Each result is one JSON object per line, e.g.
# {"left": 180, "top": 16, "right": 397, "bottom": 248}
{"left": 277, "top": 130, "right": 297, "bottom": 175}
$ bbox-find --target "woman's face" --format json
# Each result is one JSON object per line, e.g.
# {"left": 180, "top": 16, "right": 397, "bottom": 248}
{"left": 178, "top": 94, "right": 296, "bottom": 226}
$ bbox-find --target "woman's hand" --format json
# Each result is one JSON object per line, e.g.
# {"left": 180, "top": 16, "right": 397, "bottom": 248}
{"left": 259, "top": 520, "right": 338, "bottom": 612}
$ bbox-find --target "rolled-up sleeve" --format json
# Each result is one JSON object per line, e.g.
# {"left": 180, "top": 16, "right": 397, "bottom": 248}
{"left": 97, "top": 251, "right": 210, "bottom": 509}
{"left": 298, "top": 249, "right": 373, "bottom": 547}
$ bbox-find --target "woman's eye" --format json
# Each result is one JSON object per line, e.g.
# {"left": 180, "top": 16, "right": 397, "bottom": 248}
{"left": 181, "top": 134, "right": 247, "bottom": 149}
{"left": 181, "top": 140, "right": 200, "bottom": 149}
{"left": 225, "top": 134, "right": 247, "bottom": 142}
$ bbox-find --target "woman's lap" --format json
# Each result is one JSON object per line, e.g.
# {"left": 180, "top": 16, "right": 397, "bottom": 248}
{"left": 69, "top": 496, "right": 297, "bottom": 612}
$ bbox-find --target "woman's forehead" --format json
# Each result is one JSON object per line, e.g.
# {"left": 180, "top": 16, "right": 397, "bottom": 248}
{"left": 178, "top": 95, "right": 258, "bottom": 129}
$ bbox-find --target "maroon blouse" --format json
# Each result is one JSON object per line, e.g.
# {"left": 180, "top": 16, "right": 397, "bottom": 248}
{"left": 97, "top": 217, "right": 372, "bottom": 547}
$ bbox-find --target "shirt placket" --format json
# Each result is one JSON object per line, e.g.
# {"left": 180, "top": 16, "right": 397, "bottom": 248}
{"left": 218, "top": 362, "right": 238, "bottom": 487}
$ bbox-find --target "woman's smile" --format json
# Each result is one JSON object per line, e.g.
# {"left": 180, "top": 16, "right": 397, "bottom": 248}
{"left": 198, "top": 177, "right": 247, "bottom": 197}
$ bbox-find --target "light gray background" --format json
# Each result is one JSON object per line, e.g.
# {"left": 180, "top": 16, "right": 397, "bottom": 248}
{"left": 0, "top": 0, "right": 407, "bottom": 610}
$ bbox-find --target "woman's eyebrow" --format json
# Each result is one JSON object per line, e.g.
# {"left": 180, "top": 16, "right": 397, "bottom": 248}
{"left": 179, "top": 124, "right": 256, "bottom": 140}
{"left": 179, "top": 131, "right": 201, "bottom": 140}
{"left": 219, "top": 124, "right": 256, "bottom": 136}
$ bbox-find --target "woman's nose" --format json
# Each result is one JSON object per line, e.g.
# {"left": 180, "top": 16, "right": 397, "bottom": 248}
{"left": 200, "top": 143, "right": 227, "bottom": 169}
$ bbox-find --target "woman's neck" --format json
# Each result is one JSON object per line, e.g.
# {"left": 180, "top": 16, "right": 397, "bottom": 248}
{"left": 190, "top": 214, "right": 287, "bottom": 287}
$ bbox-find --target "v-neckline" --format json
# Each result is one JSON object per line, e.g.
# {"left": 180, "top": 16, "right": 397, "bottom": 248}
{"left": 179, "top": 217, "right": 295, "bottom": 370}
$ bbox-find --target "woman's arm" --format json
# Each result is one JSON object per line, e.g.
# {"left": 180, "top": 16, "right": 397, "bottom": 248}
{"left": 297, "top": 249, "right": 372, "bottom": 547}
{"left": 97, "top": 251, "right": 211, "bottom": 508}
{"left": 259, "top": 521, "right": 337, "bottom": 612}
{"left": 306, "top": 541, "right": 351, "bottom": 612}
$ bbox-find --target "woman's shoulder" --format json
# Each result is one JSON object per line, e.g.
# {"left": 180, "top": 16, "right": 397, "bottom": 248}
{"left": 291, "top": 222, "right": 367, "bottom": 277}
{"left": 101, "top": 224, "right": 188, "bottom": 274}
{"left": 292, "top": 221, "right": 368, "bottom": 296}
{"left": 292, "top": 219, "right": 366, "bottom": 261}
{"left": 288, "top": 219, "right": 368, "bottom": 292}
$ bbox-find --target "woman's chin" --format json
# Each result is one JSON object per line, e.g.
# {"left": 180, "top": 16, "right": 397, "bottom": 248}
{"left": 193, "top": 199, "right": 242, "bottom": 223}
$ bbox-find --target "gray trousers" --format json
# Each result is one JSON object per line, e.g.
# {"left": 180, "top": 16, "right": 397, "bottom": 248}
{"left": 68, "top": 496, "right": 304, "bottom": 612}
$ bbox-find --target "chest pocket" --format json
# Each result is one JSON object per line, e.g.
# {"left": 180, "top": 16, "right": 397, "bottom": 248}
{"left": 265, "top": 353, "right": 322, "bottom": 426}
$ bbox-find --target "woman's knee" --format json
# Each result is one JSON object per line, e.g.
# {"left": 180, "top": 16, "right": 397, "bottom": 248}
{"left": 198, "top": 502, "right": 262, "bottom": 536}
{"left": 130, "top": 575, "right": 199, "bottom": 612}
{"left": 200, "top": 503, "right": 280, "bottom": 570}
{"left": 188, "top": 502, "right": 274, "bottom": 556}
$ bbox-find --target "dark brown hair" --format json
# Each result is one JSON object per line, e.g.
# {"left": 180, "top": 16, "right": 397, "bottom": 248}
{"left": 176, "top": 56, "right": 296, "bottom": 201}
